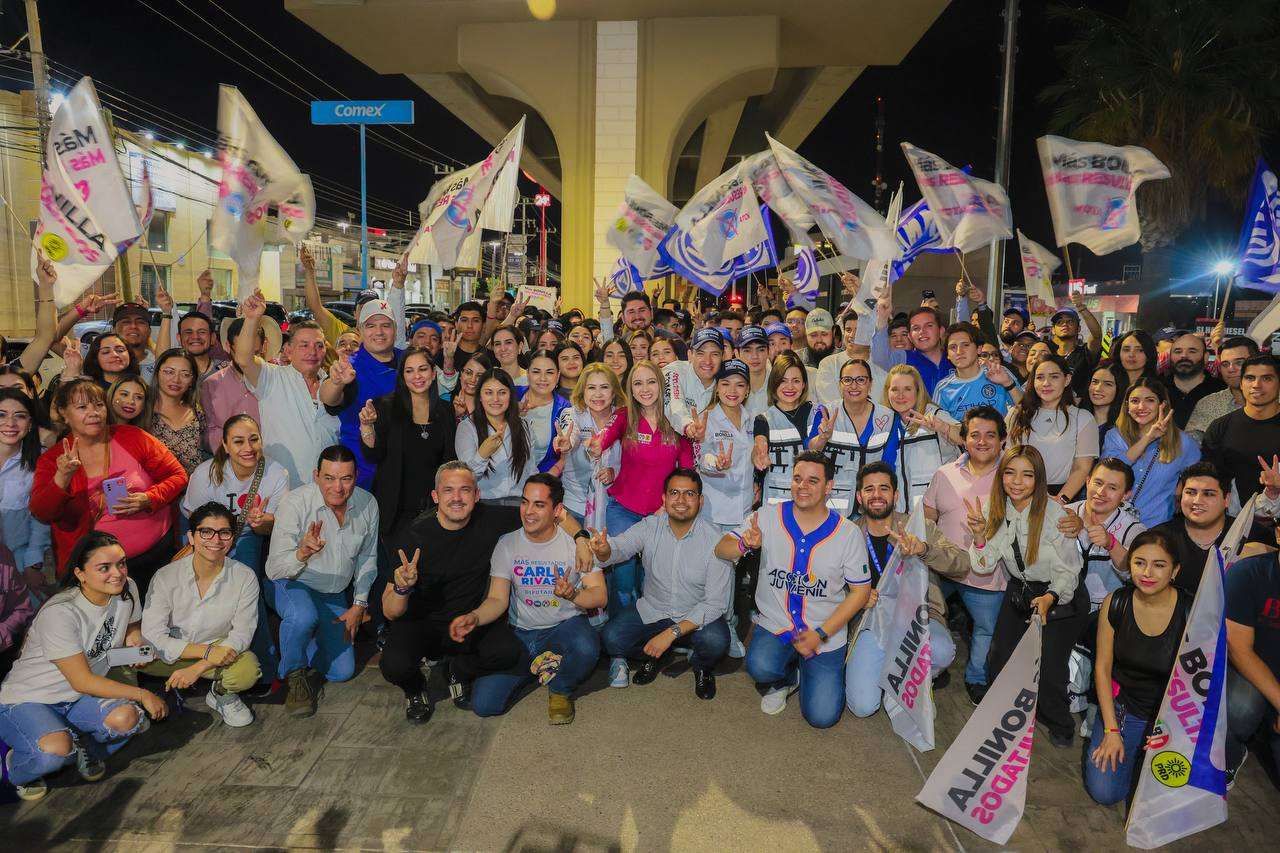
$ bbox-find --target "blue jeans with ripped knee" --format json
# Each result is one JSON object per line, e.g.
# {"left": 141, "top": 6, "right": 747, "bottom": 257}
{"left": 0, "top": 695, "right": 148, "bottom": 784}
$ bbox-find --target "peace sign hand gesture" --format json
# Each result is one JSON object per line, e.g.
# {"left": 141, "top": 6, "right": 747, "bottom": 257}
{"left": 297, "top": 521, "right": 326, "bottom": 562}
{"left": 54, "top": 437, "right": 81, "bottom": 489}
{"left": 685, "top": 409, "right": 709, "bottom": 443}
{"left": 593, "top": 277, "right": 612, "bottom": 307}
{"left": 1258, "top": 454, "right": 1280, "bottom": 500}
{"left": 586, "top": 527, "right": 610, "bottom": 560}
{"left": 815, "top": 405, "right": 836, "bottom": 443}
{"left": 963, "top": 498, "right": 987, "bottom": 546}
{"left": 887, "top": 520, "right": 927, "bottom": 558}
{"left": 1142, "top": 403, "right": 1173, "bottom": 444}
{"left": 752, "top": 435, "right": 770, "bottom": 472}
{"left": 393, "top": 548, "right": 420, "bottom": 589}
{"left": 60, "top": 336, "right": 83, "bottom": 378}
{"left": 740, "top": 513, "right": 763, "bottom": 551}
{"left": 714, "top": 440, "right": 734, "bottom": 472}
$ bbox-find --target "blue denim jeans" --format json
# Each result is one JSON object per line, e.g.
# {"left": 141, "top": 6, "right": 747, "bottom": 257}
{"left": 604, "top": 499, "right": 646, "bottom": 619}
{"left": 1082, "top": 699, "right": 1149, "bottom": 805}
{"left": 845, "top": 621, "right": 957, "bottom": 718}
{"left": 940, "top": 579, "right": 1004, "bottom": 686}
{"left": 471, "top": 615, "right": 602, "bottom": 717}
{"left": 0, "top": 696, "right": 148, "bottom": 784}
{"left": 269, "top": 579, "right": 355, "bottom": 682}
{"left": 230, "top": 532, "right": 278, "bottom": 682}
{"left": 1226, "top": 664, "right": 1280, "bottom": 776}
{"left": 601, "top": 604, "right": 730, "bottom": 671}
{"left": 744, "top": 624, "right": 845, "bottom": 729}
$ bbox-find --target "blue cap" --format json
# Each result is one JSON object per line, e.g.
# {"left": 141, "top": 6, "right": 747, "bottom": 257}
{"left": 410, "top": 319, "right": 441, "bottom": 339}
{"left": 691, "top": 328, "right": 725, "bottom": 350}
{"left": 715, "top": 359, "right": 750, "bottom": 382}
{"left": 764, "top": 322, "right": 792, "bottom": 340}
{"left": 736, "top": 325, "right": 767, "bottom": 348}
{"left": 1050, "top": 307, "right": 1079, "bottom": 324}
{"left": 542, "top": 319, "right": 566, "bottom": 335}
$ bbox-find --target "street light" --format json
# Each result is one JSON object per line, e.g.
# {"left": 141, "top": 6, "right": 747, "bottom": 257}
{"left": 1211, "top": 259, "right": 1237, "bottom": 319}
{"left": 1212, "top": 260, "right": 1235, "bottom": 276}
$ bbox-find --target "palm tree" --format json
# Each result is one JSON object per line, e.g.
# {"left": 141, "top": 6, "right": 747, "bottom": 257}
{"left": 1041, "top": 0, "right": 1280, "bottom": 251}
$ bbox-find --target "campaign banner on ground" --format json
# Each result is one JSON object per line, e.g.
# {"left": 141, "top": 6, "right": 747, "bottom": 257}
{"left": 901, "top": 142, "right": 1012, "bottom": 254}
{"left": 1036, "top": 135, "right": 1169, "bottom": 255}
{"left": 769, "top": 134, "right": 895, "bottom": 261}
{"left": 877, "top": 502, "right": 934, "bottom": 751}
{"left": 606, "top": 175, "right": 679, "bottom": 279}
{"left": 917, "top": 617, "right": 1042, "bottom": 845}
{"left": 34, "top": 77, "right": 143, "bottom": 307}
{"left": 1126, "top": 497, "right": 1255, "bottom": 848}
{"left": 1017, "top": 230, "right": 1061, "bottom": 327}
{"left": 213, "top": 85, "right": 315, "bottom": 298}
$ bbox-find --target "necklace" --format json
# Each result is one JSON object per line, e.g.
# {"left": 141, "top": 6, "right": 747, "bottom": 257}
{"left": 419, "top": 424, "right": 431, "bottom": 440}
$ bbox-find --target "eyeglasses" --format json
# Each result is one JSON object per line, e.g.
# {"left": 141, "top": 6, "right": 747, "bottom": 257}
{"left": 839, "top": 375, "right": 870, "bottom": 386}
{"left": 195, "top": 527, "right": 235, "bottom": 541}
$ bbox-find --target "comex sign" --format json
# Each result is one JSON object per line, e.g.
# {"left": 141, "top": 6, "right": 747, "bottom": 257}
{"left": 310, "top": 100, "right": 415, "bottom": 125}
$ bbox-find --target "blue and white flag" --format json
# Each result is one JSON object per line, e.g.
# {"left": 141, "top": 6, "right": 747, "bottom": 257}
{"left": 606, "top": 174, "right": 679, "bottom": 279}
{"left": 607, "top": 256, "right": 643, "bottom": 295}
{"left": 659, "top": 204, "right": 778, "bottom": 297}
{"left": 1235, "top": 159, "right": 1280, "bottom": 292}
{"left": 785, "top": 237, "right": 819, "bottom": 309}
{"left": 892, "top": 197, "right": 949, "bottom": 281}
{"left": 902, "top": 142, "right": 1013, "bottom": 254}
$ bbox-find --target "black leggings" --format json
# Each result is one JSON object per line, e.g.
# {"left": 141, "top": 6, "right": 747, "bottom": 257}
{"left": 379, "top": 617, "right": 523, "bottom": 696}
{"left": 986, "top": 591, "right": 1088, "bottom": 739}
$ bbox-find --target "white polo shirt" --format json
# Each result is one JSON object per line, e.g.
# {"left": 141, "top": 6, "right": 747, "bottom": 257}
{"left": 740, "top": 501, "right": 870, "bottom": 653}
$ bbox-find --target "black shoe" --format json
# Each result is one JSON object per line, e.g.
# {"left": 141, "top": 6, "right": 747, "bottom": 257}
{"left": 452, "top": 687, "right": 472, "bottom": 711}
{"left": 1226, "top": 754, "right": 1245, "bottom": 791}
{"left": 632, "top": 658, "right": 662, "bottom": 686}
{"left": 1047, "top": 729, "right": 1074, "bottom": 749}
{"left": 244, "top": 679, "right": 278, "bottom": 700}
{"left": 405, "top": 690, "right": 433, "bottom": 724}
{"left": 932, "top": 670, "right": 951, "bottom": 691}
{"left": 694, "top": 669, "right": 716, "bottom": 700}
{"left": 965, "top": 681, "right": 988, "bottom": 707}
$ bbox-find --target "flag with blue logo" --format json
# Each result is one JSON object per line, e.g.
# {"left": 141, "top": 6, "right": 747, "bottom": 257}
{"left": 785, "top": 236, "right": 820, "bottom": 309}
{"left": 606, "top": 174, "right": 679, "bottom": 279}
{"left": 892, "top": 197, "right": 950, "bottom": 281}
{"left": 1236, "top": 159, "right": 1280, "bottom": 292}
{"left": 902, "top": 142, "right": 1013, "bottom": 254}
{"left": 607, "top": 256, "right": 642, "bottom": 295}
{"left": 659, "top": 203, "right": 778, "bottom": 297}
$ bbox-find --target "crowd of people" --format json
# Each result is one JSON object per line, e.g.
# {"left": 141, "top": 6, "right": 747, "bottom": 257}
{"left": 0, "top": 250, "right": 1277, "bottom": 820}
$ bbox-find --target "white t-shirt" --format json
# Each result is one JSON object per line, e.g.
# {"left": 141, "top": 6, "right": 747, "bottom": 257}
{"left": 740, "top": 502, "right": 870, "bottom": 654}
{"left": 1024, "top": 406, "right": 1099, "bottom": 487}
{"left": 0, "top": 579, "right": 140, "bottom": 705}
{"left": 489, "top": 527, "right": 597, "bottom": 630}
{"left": 181, "top": 458, "right": 291, "bottom": 540}
{"left": 246, "top": 362, "right": 340, "bottom": 488}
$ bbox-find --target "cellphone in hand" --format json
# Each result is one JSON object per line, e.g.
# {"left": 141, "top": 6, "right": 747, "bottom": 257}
{"left": 105, "top": 644, "right": 155, "bottom": 667}
{"left": 102, "top": 476, "right": 129, "bottom": 513}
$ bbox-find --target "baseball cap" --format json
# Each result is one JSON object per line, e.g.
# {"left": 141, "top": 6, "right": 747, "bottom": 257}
{"left": 764, "top": 322, "right": 792, "bottom": 340}
{"left": 1013, "top": 330, "right": 1041, "bottom": 346}
{"left": 112, "top": 302, "right": 150, "bottom": 325}
{"left": 691, "top": 328, "right": 725, "bottom": 351}
{"left": 1050, "top": 307, "right": 1079, "bottom": 324}
{"left": 715, "top": 359, "right": 750, "bottom": 382}
{"left": 737, "top": 325, "right": 767, "bottom": 348}
{"left": 357, "top": 299, "right": 395, "bottom": 326}
{"left": 409, "top": 319, "right": 441, "bottom": 339}
{"left": 1154, "top": 326, "right": 1183, "bottom": 344}
{"left": 541, "top": 319, "right": 566, "bottom": 336}
{"left": 1003, "top": 306, "right": 1030, "bottom": 325}
{"left": 805, "top": 308, "right": 834, "bottom": 333}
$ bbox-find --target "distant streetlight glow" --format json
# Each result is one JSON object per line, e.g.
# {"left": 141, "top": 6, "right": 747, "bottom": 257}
{"left": 48, "top": 92, "right": 65, "bottom": 113}
{"left": 1212, "top": 260, "right": 1235, "bottom": 276}
{"left": 144, "top": 131, "right": 155, "bottom": 140}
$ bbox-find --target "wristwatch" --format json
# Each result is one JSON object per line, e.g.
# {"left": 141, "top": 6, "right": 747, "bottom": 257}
{"left": 814, "top": 626, "right": 829, "bottom": 642}
{"left": 574, "top": 529, "right": 592, "bottom": 543}
{"left": 669, "top": 624, "right": 683, "bottom": 640}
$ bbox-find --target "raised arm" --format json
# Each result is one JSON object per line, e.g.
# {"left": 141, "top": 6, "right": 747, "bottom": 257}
{"left": 299, "top": 246, "right": 343, "bottom": 343}
{"left": 233, "top": 291, "right": 267, "bottom": 388}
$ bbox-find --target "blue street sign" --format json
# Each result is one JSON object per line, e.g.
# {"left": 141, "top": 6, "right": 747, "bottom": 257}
{"left": 310, "top": 100, "right": 415, "bottom": 125}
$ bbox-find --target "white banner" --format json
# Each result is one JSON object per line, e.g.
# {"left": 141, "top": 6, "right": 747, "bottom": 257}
{"left": 876, "top": 502, "right": 935, "bottom": 751}
{"left": 768, "top": 134, "right": 895, "bottom": 261}
{"left": 685, "top": 174, "right": 767, "bottom": 271}
{"left": 1036, "top": 135, "right": 1169, "bottom": 255}
{"left": 212, "top": 85, "right": 315, "bottom": 298}
{"left": 1125, "top": 497, "right": 1254, "bottom": 848}
{"left": 34, "top": 77, "right": 142, "bottom": 307}
{"left": 853, "top": 184, "right": 903, "bottom": 345}
{"left": 901, "top": 142, "right": 1012, "bottom": 254}
{"left": 917, "top": 617, "right": 1042, "bottom": 845}
{"left": 606, "top": 174, "right": 678, "bottom": 279}
{"left": 1017, "top": 230, "right": 1061, "bottom": 328}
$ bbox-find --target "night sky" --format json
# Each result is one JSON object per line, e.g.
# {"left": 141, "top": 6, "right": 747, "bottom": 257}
{"left": 3, "top": 0, "right": 1268, "bottom": 287}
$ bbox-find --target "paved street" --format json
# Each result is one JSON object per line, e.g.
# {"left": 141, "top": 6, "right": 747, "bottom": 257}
{"left": 7, "top": 644, "right": 1277, "bottom": 852}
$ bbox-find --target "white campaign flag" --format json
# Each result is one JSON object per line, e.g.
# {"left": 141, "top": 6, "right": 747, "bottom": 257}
{"left": 606, "top": 174, "right": 678, "bottom": 279}
{"left": 917, "top": 617, "right": 1042, "bottom": 845}
{"left": 768, "top": 134, "right": 895, "bottom": 261}
{"left": 680, "top": 171, "right": 767, "bottom": 271}
{"left": 854, "top": 184, "right": 904, "bottom": 347}
{"left": 1017, "top": 230, "right": 1061, "bottom": 328}
{"left": 212, "top": 85, "right": 315, "bottom": 298}
{"left": 1036, "top": 135, "right": 1170, "bottom": 255}
{"left": 876, "top": 502, "right": 935, "bottom": 751}
{"left": 901, "top": 142, "right": 1013, "bottom": 254}
{"left": 416, "top": 117, "right": 525, "bottom": 271}
{"left": 33, "top": 77, "right": 142, "bottom": 307}
{"left": 1246, "top": 293, "right": 1280, "bottom": 347}
{"left": 1125, "top": 497, "right": 1255, "bottom": 848}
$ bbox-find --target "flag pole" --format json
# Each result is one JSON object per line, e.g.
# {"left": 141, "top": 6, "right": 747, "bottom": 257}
{"left": 1061, "top": 246, "right": 1075, "bottom": 281}
{"left": 1218, "top": 274, "right": 1236, "bottom": 325}
{"left": 956, "top": 252, "right": 975, "bottom": 289}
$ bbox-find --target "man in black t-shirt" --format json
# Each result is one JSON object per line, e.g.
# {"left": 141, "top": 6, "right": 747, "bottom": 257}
{"left": 379, "top": 462, "right": 590, "bottom": 723}
{"left": 1152, "top": 463, "right": 1233, "bottom": 595}
{"left": 1202, "top": 355, "right": 1280, "bottom": 508}
{"left": 1225, "top": 544, "right": 1280, "bottom": 788}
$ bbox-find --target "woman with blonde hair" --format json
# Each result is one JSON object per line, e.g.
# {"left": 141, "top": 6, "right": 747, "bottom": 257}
{"left": 965, "top": 444, "right": 1084, "bottom": 748}
{"left": 555, "top": 362, "right": 623, "bottom": 526}
{"left": 751, "top": 351, "right": 831, "bottom": 505}
{"left": 625, "top": 328, "right": 654, "bottom": 363}
{"left": 1102, "top": 377, "right": 1200, "bottom": 526}
{"left": 877, "top": 363, "right": 955, "bottom": 512}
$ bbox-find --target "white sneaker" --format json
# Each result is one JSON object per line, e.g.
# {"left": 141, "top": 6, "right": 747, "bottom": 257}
{"left": 727, "top": 631, "right": 746, "bottom": 659}
{"left": 760, "top": 683, "right": 798, "bottom": 715}
{"left": 608, "top": 657, "right": 630, "bottom": 688}
{"left": 6, "top": 751, "right": 48, "bottom": 801}
{"left": 206, "top": 686, "right": 255, "bottom": 727}
{"left": 74, "top": 746, "right": 105, "bottom": 782}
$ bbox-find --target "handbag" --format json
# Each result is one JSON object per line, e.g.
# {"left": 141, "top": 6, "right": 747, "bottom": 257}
{"left": 1006, "top": 525, "right": 1085, "bottom": 621}
{"left": 170, "top": 459, "right": 266, "bottom": 563}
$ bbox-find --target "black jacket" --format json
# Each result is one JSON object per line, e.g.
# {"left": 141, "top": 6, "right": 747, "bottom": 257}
{"left": 364, "top": 392, "right": 457, "bottom": 535}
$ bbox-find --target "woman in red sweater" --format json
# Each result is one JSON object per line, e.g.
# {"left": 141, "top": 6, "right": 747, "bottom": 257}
{"left": 588, "top": 360, "right": 693, "bottom": 687}
{"left": 31, "top": 379, "right": 188, "bottom": 596}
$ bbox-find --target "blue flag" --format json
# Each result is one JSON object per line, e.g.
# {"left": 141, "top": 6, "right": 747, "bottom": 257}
{"left": 608, "top": 253, "right": 674, "bottom": 296}
{"left": 1236, "top": 159, "right": 1280, "bottom": 292}
{"left": 659, "top": 204, "right": 779, "bottom": 296}
{"left": 892, "top": 197, "right": 951, "bottom": 281}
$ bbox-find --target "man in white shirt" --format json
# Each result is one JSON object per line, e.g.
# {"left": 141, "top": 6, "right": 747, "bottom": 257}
{"left": 664, "top": 328, "right": 726, "bottom": 441}
{"left": 1061, "top": 458, "right": 1146, "bottom": 611}
{"left": 448, "top": 474, "right": 606, "bottom": 725}
{"left": 266, "top": 446, "right": 379, "bottom": 718}
{"left": 234, "top": 291, "right": 340, "bottom": 488}
{"left": 717, "top": 451, "right": 871, "bottom": 728}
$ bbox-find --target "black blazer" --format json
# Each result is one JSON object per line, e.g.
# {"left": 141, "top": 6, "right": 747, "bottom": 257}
{"left": 364, "top": 392, "right": 457, "bottom": 535}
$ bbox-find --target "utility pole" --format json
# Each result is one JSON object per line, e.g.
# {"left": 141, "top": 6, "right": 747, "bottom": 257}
{"left": 24, "top": 0, "right": 49, "bottom": 157}
{"left": 987, "top": 0, "right": 1019, "bottom": 312}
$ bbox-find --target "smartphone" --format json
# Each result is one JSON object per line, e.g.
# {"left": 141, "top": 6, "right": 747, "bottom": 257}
{"left": 106, "top": 644, "right": 155, "bottom": 667}
{"left": 921, "top": 288, "right": 936, "bottom": 299}
{"left": 102, "top": 476, "right": 129, "bottom": 513}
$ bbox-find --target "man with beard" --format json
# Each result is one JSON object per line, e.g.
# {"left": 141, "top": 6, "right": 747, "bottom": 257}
{"left": 1164, "top": 332, "right": 1224, "bottom": 428}
{"left": 802, "top": 309, "right": 837, "bottom": 368}
{"left": 871, "top": 300, "right": 953, "bottom": 393}
{"left": 598, "top": 289, "right": 654, "bottom": 344}
{"left": 1186, "top": 336, "right": 1259, "bottom": 441}
{"left": 844, "top": 462, "right": 968, "bottom": 718}
{"left": 1000, "top": 306, "right": 1029, "bottom": 348}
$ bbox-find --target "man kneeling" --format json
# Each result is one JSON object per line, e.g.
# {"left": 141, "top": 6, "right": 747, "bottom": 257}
{"left": 449, "top": 474, "right": 606, "bottom": 724}
{"left": 595, "top": 469, "right": 732, "bottom": 699}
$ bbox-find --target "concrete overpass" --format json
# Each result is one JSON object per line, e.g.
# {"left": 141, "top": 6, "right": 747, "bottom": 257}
{"left": 285, "top": 1, "right": 951, "bottom": 308}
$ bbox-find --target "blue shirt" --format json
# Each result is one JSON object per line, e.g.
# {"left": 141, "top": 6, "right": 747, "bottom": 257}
{"left": 337, "top": 346, "right": 403, "bottom": 490}
{"left": 1100, "top": 429, "right": 1201, "bottom": 527}
{"left": 932, "top": 367, "right": 1017, "bottom": 420}
{"left": 870, "top": 327, "right": 954, "bottom": 393}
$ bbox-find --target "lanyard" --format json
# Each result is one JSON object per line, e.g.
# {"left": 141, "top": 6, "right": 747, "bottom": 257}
{"left": 866, "top": 531, "right": 893, "bottom": 580}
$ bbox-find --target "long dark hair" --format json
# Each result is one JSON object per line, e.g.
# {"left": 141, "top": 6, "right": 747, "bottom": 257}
{"left": 391, "top": 346, "right": 438, "bottom": 419}
{"left": 470, "top": 367, "right": 530, "bottom": 478}
{"left": 144, "top": 348, "right": 201, "bottom": 425}
{"left": 211, "top": 413, "right": 261, "bottom": 486}
{"left": 1089, "top": 362, "right": 1129, "bottom": 429}
{"left": 1113, "top": 329, "right": 1158, "bottom": 380}
{"left": 0, "top": 387, "right": 43, "bottom": 470}
{"left": 62, "top": 529, "right": 130, "bottom": 600}
{"left": 0, "top": 366, "right": 53, "bottom": 433}
{"left": 1010, "top": 353, "right": 1075, "bottom": 443}
{"left": 84, "top": 332, "right": 140, "bottom": 383}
